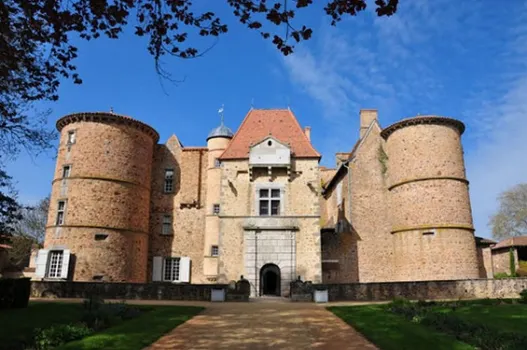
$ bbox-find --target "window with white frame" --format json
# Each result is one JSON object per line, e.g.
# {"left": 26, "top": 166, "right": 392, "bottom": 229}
{"left": 213, "top": 204, "right": 220, "bottom": 215}
{"left": 67, "top": 130, "right": 76, "bottom": 144}
{"left": 214, "top": 158, "right": 221, "bottom": 168}
{"left": 211, "top": 245, "right": 219, "bottom": 257}
{"left": 162, "top": 215, "right": 172, "bottom": 235}
{"left": 46, "top": 251, "right": 63, "bottom": 278}
{"left": 56, "top": 201, "right": 66, "bottom": 225}
{"left": 62, "top": 165, "right": 71, "bottom": 178}
{"left": 163, "top": 257, "right": 180, "bottom": 281}
{"left": 258, "top": 188, "right": 281, "bottom": 216}
{"left": 164, "top": 169, "right": 174, "bottom": 193}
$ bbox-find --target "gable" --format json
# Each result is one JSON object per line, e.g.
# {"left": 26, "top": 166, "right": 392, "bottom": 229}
{"left": 249, "top": 136, "right": 291, "bottom": 166}
{"left": 219, "top": 109, "right": 320, "bottom": 160}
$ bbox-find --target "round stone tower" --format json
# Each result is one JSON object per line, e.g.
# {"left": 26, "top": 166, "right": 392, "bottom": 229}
{"left": 45, "top": 112, "right": 159, "bottom": 282}
{"left": 203, "top": 121, "right": 233, "bottom": 279}
{"left": 381, "top": 116, "right": 479, "bottom": 281}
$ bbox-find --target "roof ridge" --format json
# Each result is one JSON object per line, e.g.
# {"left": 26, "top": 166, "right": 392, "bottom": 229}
{"left": 218, "top": 108, "right": 254, "bottom": 159}
{"left": 286, "top": 108, "right": 321, "bottom": 158}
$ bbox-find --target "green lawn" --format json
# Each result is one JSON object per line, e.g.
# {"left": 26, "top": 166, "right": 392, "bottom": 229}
{"left": 0, "top": 302, "right": 85, "bottom": 350}
{"left": 432, "top": 303, "right": 527, "bottom": 334}
{"left": 329, "top": 305, "right": 473, "bottom": 350}
{"left": 0, "top": 301, "right": 203, "bottom": 350}
{"left": 56, "top": 305, "right": 203, "bottom": 350}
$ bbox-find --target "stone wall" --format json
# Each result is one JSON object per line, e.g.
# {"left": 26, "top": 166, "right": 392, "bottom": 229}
{"left": 384, "top": 118, "right": 479, "bottom": 281}
{"left": 218, "top": 158, "right": 322, "bottom": 291}
{"left": 477, "top": 246, "right": 494, "bottom": 278}
{"left": 290, "top": 278, "right": 527, "bottom": 302}
{"left": 148, "top": 137, "right": 208, "bottom": 284}
{"left": 492, "top": 248, "right": 519, "bottom": 275}
{"left": 350, "top": 122, "right": 393, "bottom": 282}
{"left": 46, "top": 114, "right": 157, "bottom": 283}
{"left": 31, "top": 281, "right": 250, "bottom": 301}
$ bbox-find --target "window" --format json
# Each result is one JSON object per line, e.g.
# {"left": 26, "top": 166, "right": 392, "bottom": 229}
{"left": 164, "top": 169, "right": 174, "bottom": 193}
{"left": 162, "top": 215, "right": 172, "bottom": 235}
{"left": 258, "top": 188, "right": 281, "bottom": 216}
{"left": 46, "top": 251, "right": 63, "bottom": 278}
{"left": 163, "top": 257, "right": 180, "bottom": 281}
{"left": 214, "top": 158, "right": 221, "bottom": 168}
{"left": 211, "top": 245, "right": 219, "bottom": 257}
{"left": 56, "top": 201, "right": 66, "bottom": 225}
{"left": 337, "top": 182, "right": 343, "bottom": 206}
{"left": 213, "top": 204, "right": 220, "bottom": 215}
{"left": 62, "top": 165, "right": 71, "bottom": 178}
{"left": 67, "top": 130, "right": 76, "bottom": 144}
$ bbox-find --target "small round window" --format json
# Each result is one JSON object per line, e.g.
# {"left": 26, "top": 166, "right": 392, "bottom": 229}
{"left": 267, "top": 140, "right": 272, "bottom": 146}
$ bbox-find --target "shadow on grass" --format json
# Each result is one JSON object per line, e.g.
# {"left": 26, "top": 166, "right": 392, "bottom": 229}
{"left": 56, "top": 306, "right": 204, "bottom": 350}
{"left": 328, "top": 305, "right": 473, "bottom": 350}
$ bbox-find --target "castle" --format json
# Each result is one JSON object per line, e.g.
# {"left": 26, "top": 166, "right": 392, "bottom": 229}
{"left": 36, "top": 108, "right": 481, "bottom": 296}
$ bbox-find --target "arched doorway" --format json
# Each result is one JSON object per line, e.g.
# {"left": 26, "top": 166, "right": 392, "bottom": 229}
{"left": 260, "top": 264, "right": 281, "bottom": 296}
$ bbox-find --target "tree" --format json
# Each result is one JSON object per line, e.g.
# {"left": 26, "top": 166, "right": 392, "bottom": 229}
{"left": 13, "top": 196, "right": 49, "bottom": 245}
{"left": 8, "top": 196, "right": 49, "bottom": 269}
{"left": 0, "top": 169, "right": 22, "bottom": 244}
{"left": 1, "top": 0, "right": 398, "bottom": 132}
{"left": 489, "top": 183, "right": 527, "bottom": 240}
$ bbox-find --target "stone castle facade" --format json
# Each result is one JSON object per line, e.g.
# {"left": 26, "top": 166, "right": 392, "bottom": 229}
{"left": 36, "top": 108, "right": 480, "bottom": 296}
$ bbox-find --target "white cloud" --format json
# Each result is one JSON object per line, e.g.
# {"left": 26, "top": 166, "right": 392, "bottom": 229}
{"left": 282, "top": 0, "right": 527, "bottom": 238}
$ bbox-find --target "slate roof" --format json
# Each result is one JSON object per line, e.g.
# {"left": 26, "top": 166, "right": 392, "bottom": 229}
{"left": 219, "top": 109, "right": 320, "bottom": 160}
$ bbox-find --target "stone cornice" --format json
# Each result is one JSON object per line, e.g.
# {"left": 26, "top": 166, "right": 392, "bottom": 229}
{"left": 381, "top": 116, "right": 465, "bottom": 140}
{"left": 388, "top": 176, "right": 469, "bottom": 191}
{"left": 391, "top": 224, "right": 474, "bottom": 234}
{"left": 56, "top": 112, "right": 159, "bottom": 143}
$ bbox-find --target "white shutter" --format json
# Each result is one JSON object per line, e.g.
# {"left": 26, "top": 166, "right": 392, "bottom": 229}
{"left": 179, "top": 257, "right": 191, "bottom": 283}
{"left": 60, "top": 249, "right": 71, "bottom": 279}
{"left": 35, "top": 249, "right": 49, "bottom": 278}
{"left": 152, "top": 256, "right": 163, "bottom": 282}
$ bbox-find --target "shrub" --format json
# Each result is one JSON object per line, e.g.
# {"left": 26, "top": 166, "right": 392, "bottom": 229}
{"left": 81, "top": 297, "right": 143, "bottom": 330}
{"left": 34, "top": 323, "right": 92, "bottom": 350}
{"left": 0, "top": 277, "right": 30, "bottom": 309}
{"left": 510, "top": 248, "right": 517, "bottom": 277}
{"left": 520, "top": 289, "right": 527, "bottom": 304}
{"left": 389, "top": 299, "right": 527, "bottom": 349}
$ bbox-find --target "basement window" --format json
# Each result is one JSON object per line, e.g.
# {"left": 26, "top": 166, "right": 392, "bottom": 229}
{"left": 94, "top": 233, "right": 108, "bottom": 241}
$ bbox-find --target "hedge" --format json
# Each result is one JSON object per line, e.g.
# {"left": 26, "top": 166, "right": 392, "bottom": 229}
{"left": 0, "top": 278, "right": 31, "bottom": 309}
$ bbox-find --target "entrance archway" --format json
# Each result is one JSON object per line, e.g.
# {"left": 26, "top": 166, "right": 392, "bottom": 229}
{"left": 260, "top": 264, "right": 281, "bottom": 296}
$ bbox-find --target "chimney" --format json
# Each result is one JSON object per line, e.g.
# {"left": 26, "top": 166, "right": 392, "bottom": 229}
{"left": 360, "top": 109, "right": 378, "bottom": 138}
{"left": 335, "top": 152, "right": 350, "bottom": 167}
{"left": 304, "top": 126, "right": 311, "bottom": 141}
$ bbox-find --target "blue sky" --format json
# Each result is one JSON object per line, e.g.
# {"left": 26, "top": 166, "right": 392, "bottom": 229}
{"left": 5, "top": 0, "right": 527, "bottom": 239}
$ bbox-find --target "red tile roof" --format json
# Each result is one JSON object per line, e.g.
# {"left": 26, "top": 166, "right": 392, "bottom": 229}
{"left": 492, "top": 236, "right": 527, "bottom": 250}
{"left": 219, "top": 109, "right": 320, "bottom": 160}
